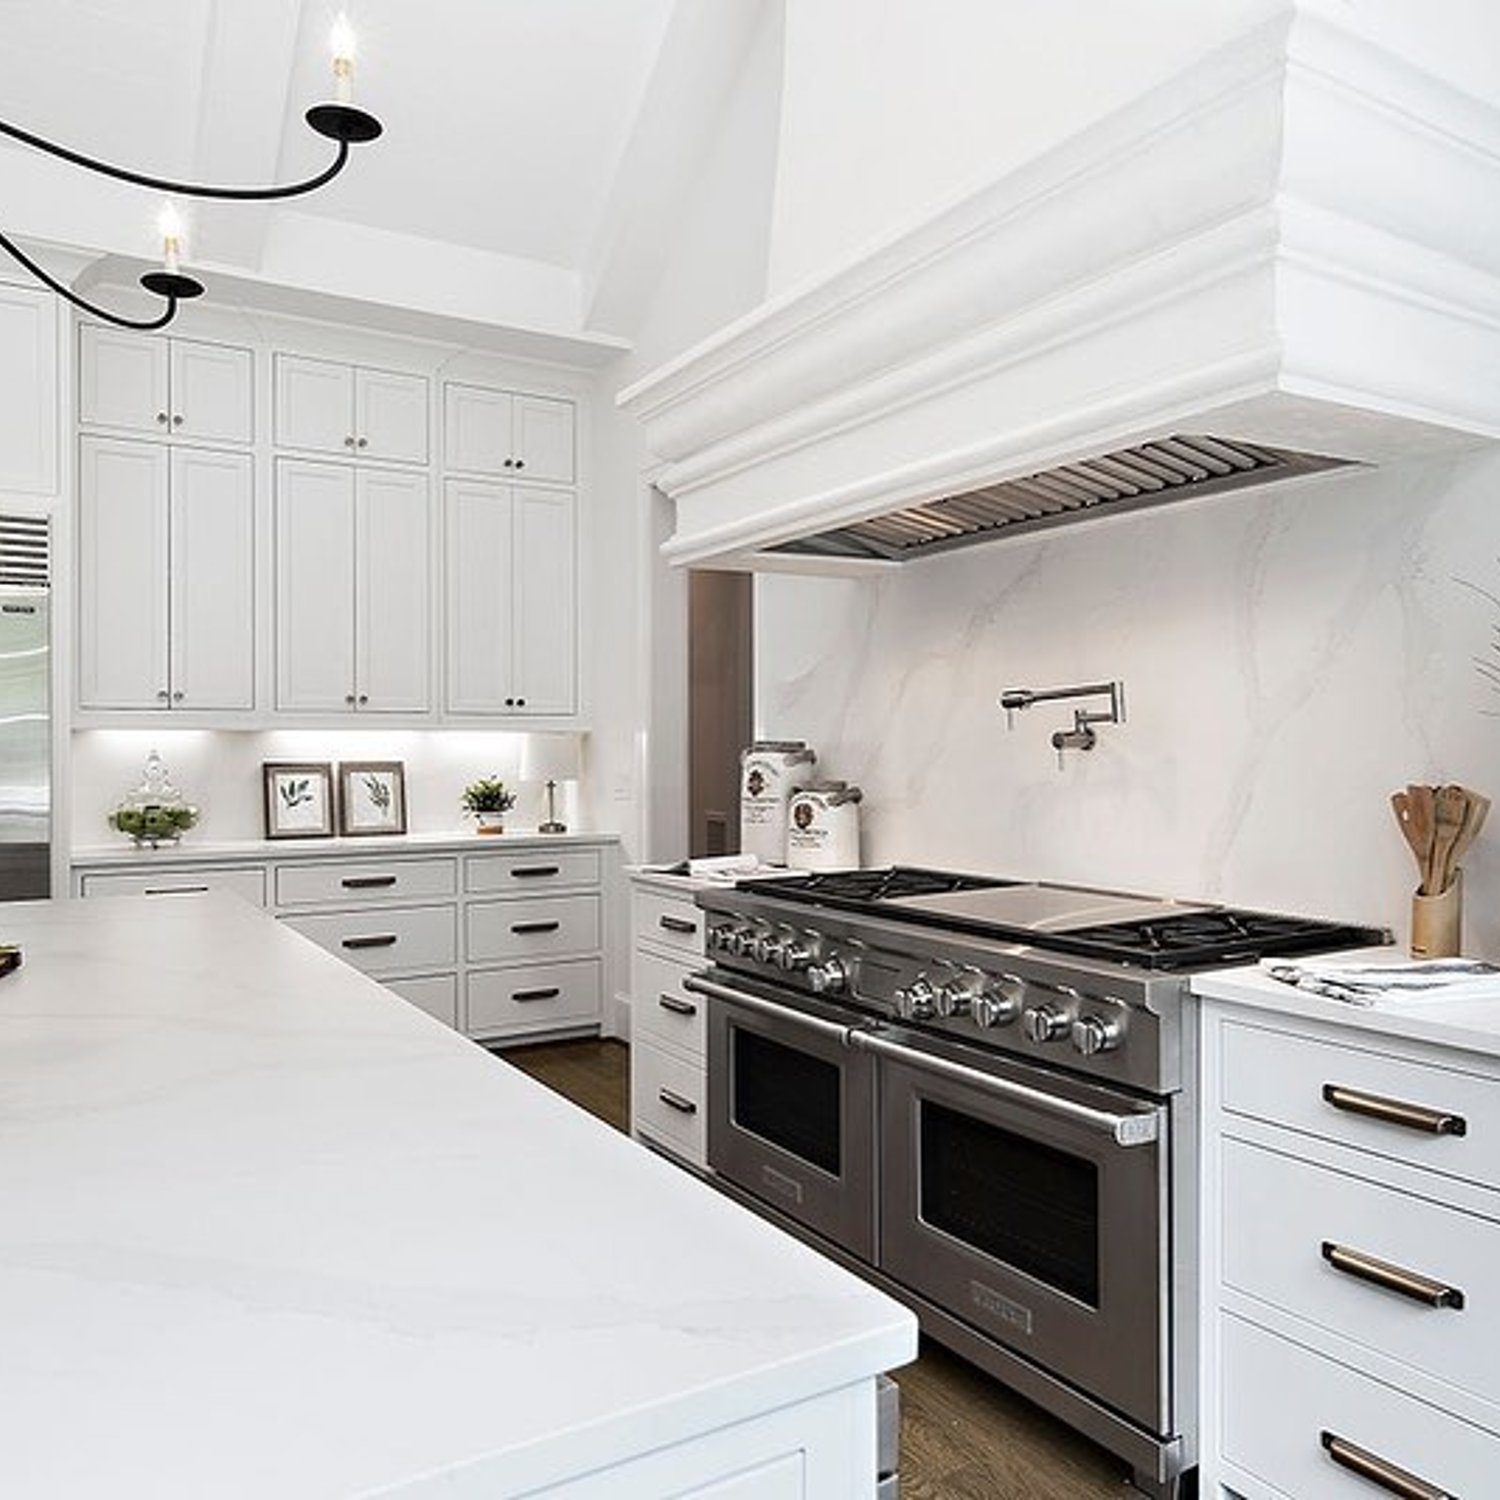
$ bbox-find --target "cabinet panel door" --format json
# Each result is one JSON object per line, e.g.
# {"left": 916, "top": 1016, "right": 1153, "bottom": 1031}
{"left": 275, "top": 355, "right": 353, "bottom": 455}
{"left": 78, "top": 438, "right": 169, "bottom": 709}
{"left": 0, "top": 286, "right": 57, "bottom": 494}
{"left": 169, "top": 448, "right": 254, "bottom": 710}
{"left": 443, "top": 382, "right": 512, "bottom": 476}
{"left": 171, "top": 339, "right": 253, "bottom": 445}
{"left": 355, "top": 367, "right": 428, "bottom": 465}
{"left": 275, "top": 460, "right": 356, "bottom": 711}
{"left": 444, "top": 478, "right": 513, "bottom": 714}
{"left": 78, "top": 323, "right": 167, "bottom": 439}
{"left": 356, "top": 468, "right": 431, "bottom": 713}
{"left": 512, "top": 487, "right": 576, "bottom": 715}
{"left": 512, "top": 394, "right": 575, "bottom": 484}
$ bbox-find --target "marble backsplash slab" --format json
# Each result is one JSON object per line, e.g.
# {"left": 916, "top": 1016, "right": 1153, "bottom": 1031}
{"left": 755, "top": 447, "right": 1500, "bottom": 958}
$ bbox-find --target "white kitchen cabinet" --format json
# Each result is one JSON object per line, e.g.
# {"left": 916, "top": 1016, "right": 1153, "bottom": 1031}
{"left": 0, "top": 282, "right": 58, "bottom": 495}
{"left": 275, "top": 354, "right": 428, "bottom": 464}
{"left": 276, "top": 459, "right": 430, "bottom": 715}
{"left": 443, "top": 381, "right": 574, "bottom": 484}
{"left": 445, "top": 479, "right": 576, "bottom": 717}
{"left": 78, "top": 437, "right": 254, "bottom": 712}
{"left": 79, "top": 326, "right": 252, "bottom": 444}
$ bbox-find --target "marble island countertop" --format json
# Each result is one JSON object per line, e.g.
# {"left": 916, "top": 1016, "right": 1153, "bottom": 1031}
{"left": 0, "top": 896, "right": 914, "bottom": 1498}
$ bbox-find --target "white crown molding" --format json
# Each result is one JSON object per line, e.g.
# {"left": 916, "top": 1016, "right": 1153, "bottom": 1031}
{"left": 619, "top": 6, "right": 1500, "bottom": 570}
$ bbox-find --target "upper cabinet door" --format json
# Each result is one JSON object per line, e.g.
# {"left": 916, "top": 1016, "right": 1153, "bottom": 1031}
{"left": 512, "top": 395, "right": 575, "bottom": 485}
{"left": 444, "top": 478, "right": 514, "bottom": 714}
{"left": 170, "top": 339, "right": 253, "bottom": 445}
{"left": 511, "top": 487, "right": 577, "bottom": 716}
{"left": 275, "top": 460, "right": 357, "bottom": 712}
{"left": 0, "top": 284, "right": 57, "bottom": 494}
{"left": 169, "top": 448, "right": 255, "bottom": 711}
{"left": 79, "top": 324, "right": 169, "bottom": 439}
{"left": 275, "top": 355, "right": 354, "bottom": 455}
{"left": 355, "top": 367, "right": 428, "bottom": 465}
{"left": 78, "top": 437, "right": 169, "bottom": 710}
{"left": 443, "top": 382, "right": 512, "bottom": 476}
{"left": 355, "top": 468, "right": 431, "bottom": 713}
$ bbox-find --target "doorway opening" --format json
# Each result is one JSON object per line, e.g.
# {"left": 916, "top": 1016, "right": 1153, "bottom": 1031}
{"left": 687, "top": 570, "right": 753, "bottom": 857}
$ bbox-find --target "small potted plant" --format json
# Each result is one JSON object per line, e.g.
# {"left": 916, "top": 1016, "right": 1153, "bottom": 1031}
{"left": 461, "top": 776, "right": 517, "bottom": 835}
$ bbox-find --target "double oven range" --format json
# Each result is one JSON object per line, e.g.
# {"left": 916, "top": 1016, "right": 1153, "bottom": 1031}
{"left": 683, "top": 869, "right": 1386, "bottom": 1500}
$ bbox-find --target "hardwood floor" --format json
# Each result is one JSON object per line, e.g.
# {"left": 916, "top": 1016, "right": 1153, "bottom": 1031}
{"left": 501, "top": 1037, "right": 1136, "bottom": 1499}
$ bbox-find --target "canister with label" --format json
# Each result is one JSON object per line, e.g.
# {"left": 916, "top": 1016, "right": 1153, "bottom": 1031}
{"left": 740, "top": 741, "right": 817, "bottom": 865}
{"left": 786, "top": 781, "right": 863, "bottom": 871}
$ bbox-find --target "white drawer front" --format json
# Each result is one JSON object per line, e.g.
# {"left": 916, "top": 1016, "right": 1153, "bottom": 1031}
{"left": 1223, "top": 1138, "right": 1500, "bottom": 1410}
{"left": 466, "top": 848, "right": 601, "bottom": 894}
{"left": 386, "top": 973, "right": 459, "bottom": 1029}
{"left": 466, "top": 894, "right": 600, "bottom": 964}
{"left": 632, "top": 1038, "right": 706, "bottom": 1166}
{"left": 1221, "top": 1315, "right": 1497, "bottom": 1498}
{"left": 275, "top": 858, "right": 457, "bottom": 908}
{"left": 633, "top": 888, "right": 705, "bottom": 957}
{"left": 282, "top": 905, "right": 457, "bottom": 976}
{"left": 466, "top": 960, "right": 600, "bottom": 1037}
{"left": 1221, "top": 1019, "right": 1500, "bottom": 1192}
{"left": 632, "top": 947, "right": 706, "bottom": 1061}
{"left": 80, "top": 866, "right": 266, "bottom": 906}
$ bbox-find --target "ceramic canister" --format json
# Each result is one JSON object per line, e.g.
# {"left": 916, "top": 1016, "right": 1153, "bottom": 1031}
{"left": 740, "top": 741, "right": 817, "bottom": 865}
{"left": 786, "top": 781, "right": 863, "bottom": 872}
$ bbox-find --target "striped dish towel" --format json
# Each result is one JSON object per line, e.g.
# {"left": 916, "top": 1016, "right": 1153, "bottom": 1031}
{"left": 1261, "top": 958, "right": 1500, "bottom": 1007}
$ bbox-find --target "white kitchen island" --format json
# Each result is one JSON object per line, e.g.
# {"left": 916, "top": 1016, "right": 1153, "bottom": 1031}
{"left": 0, "top": 895, "right": 915, "bottom": 1498}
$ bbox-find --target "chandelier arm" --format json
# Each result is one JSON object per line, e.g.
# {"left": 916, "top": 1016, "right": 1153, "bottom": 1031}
{"left": 0, "top": 119, "right": 352, "bottom": 201}
{"left": 0, "top": 230, "right": 179, "bottom": 330}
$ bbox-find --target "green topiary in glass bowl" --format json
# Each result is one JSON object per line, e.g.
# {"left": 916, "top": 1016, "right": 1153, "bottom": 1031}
{"left": 109, "top": 803, "right": 199, "bottom": 845}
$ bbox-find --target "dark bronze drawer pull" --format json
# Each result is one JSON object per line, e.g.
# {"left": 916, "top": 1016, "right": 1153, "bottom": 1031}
{"left": 659, "top": 915, "right": 698, "bottom": 935}
{"left": 658, "top": 1087, "right": 698, "bottom": 1115}
{"left": 342, "top": 875, "right": 397, "bottom": 889}
{"left": 658, "top": 993, "right": 697, "bottom": 1017}
{"left": 1322, "top": 1084, "right": 1467, "bottom": 1137}
{"left": 1321, "top": 1242, "right": 1465, "bottom": 1310}
{"left": 513, "top": 987, "right": 561, "bottom": 1003}
{"left": 144, "top": 885, "right": 210, "bottom": 895}
{"left": 512, "top": 920, "right": 561, "bottom": 935}
{"left": 341, "top": 934, "right": 397, "bottom": 949}
{"left": 1321, "top": 1431, "right": 1454, "bottom": 1500}
{"left": 510, "top": 865, "right": 561, "bottom": 879}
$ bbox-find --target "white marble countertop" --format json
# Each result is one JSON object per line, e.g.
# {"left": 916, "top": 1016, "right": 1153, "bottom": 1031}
{"left": 72, "top": 829, "right": 621, "bottom": 867}
{"left": 1192, "top": 949, "right": 1500, "bottom": 1060}
{"left": 0, "top": 896, "right": 914, "bottom": 1497}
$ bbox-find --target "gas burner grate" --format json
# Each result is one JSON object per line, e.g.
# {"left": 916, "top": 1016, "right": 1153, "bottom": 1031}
{"left": 1055, "top": 910, "right": 1390, "bottom": 970}
{"left": 737, "top": 866, "right": 1009, "bottom": 908}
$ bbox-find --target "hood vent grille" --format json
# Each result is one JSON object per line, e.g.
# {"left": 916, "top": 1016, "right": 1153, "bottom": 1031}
{"left": 0, "top": 514, "right": 49, "bottom": 588}
{"left": 769, "top": 435, "right": 1353, "bottom": 563}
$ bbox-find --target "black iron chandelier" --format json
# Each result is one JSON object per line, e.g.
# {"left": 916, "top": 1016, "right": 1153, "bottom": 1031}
{"left": 0, "top": 13, "right": 382, "bottom": 330}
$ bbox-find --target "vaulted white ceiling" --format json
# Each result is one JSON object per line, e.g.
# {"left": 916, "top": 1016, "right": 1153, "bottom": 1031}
{"left": 0, "top": 0, "right": 754, "bottom": 347}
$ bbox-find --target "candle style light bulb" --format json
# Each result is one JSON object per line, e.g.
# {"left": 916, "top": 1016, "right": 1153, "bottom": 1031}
{"left": 158, "top": 202, "right": 184, "bottom": 275}
{"left": 330, "top": 12, "right": 356, "bottom": 105}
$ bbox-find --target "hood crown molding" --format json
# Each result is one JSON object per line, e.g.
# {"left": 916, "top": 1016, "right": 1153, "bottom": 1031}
{"left": 619, "top": 9, "right": 1500, "bottom": 570}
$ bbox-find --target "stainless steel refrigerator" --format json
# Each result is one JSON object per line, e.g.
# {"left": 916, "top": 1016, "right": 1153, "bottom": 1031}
{"left": 0, "top": 515, "right": 50, "bottom": 900}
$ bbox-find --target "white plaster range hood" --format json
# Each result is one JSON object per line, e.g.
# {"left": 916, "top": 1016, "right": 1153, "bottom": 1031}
{"left": 619, "top": 9, "right": 1500, "bottom": 572}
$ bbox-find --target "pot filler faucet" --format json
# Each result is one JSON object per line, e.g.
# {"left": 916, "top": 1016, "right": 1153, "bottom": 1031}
{"left": 999, "top": 680, "right": 1125, "bottom": 767}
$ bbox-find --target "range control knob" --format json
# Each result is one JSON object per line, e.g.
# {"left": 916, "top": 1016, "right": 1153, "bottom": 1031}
{"left": 1071, "top": 1014, "right": 1124, "bottom": 1056}
{"left": 751, "top": 931, "right": 784, "bottom": 964}
{"left": 1023, "top": 1004, "right": 1072, "bottom": 1044}
{"left": 937, "top": 972, "right": 982, "bottom": 1018}
{"left": 898, "top": 976, "right": 939, "bottom": 1021}
{"left": 778, "top": 940, "right": 814, "bottom": 972}
{"left": 973, "top": 976, "right": 1023, "bottom": 1028}
{"left": 730, "top": 926, "right": 759, "bottom": 957}
{"left": 807, "top": 956, "right": 848, "bottom": 995}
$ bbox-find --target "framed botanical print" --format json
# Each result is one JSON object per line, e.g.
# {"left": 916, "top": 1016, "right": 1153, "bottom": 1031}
{"left": 263, "top": 763, "right": 335, "bottom": 839}
{"left": 338, "top": 761, "right": 407, "bottom": 837}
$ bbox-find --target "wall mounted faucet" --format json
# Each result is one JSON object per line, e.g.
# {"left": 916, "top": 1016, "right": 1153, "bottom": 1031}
{"left": 999, "top": 680, "right": 1126, "bottom": 767}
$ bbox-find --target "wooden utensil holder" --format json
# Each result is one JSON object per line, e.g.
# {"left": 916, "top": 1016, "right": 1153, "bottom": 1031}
{"left": 1411, "top": 871, "right": 1462, "bottom": 958}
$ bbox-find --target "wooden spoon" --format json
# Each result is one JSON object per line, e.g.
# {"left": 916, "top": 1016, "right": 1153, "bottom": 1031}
{"left": 1429, "top": 785, "right": 1467, "bottom": 896}
{"left": 1391, "top": 791, "right": 1428, "bottom": 879}
{"left": 1405, "top": 784, "right": 1436, "bottom": 893}
{"left": 1447, "top": 791, "right": 1490, "bottom": 883}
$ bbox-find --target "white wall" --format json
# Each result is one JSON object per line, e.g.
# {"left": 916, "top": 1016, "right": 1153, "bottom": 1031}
{"left": 757, "top": 447, "right": 1500, "bottom": 956}
{"left": 767, "top": 0, "right": 1500, "bottom": 291}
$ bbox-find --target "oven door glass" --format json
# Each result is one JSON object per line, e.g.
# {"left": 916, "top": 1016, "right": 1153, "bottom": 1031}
{"left": 706, "top": 977, "right": 877, "bottom": 1261}
{"left": 878, "top": 1042, "right": 1168, "bottom": 1433}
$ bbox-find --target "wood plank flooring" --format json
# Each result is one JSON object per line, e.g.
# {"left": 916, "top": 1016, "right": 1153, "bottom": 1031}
{"left": 501, "top": 1037, "right": 1137, "bottom": 1499}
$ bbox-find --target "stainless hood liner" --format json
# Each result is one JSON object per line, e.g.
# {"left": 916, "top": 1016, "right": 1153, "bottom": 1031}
{"left": 769, "top": 435, "right": 1353, "bottom": 562}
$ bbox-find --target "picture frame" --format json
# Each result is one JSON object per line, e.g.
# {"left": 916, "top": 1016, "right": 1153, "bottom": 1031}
{"left": 263, "top": 763, "right": 335, "bottom": 840}
{"left": 338, "top": 761, "right": 408, "bottom": 837}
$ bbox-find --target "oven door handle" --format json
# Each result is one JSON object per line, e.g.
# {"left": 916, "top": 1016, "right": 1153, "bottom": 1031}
{"left": 849, "top": 1028, "right": 1161, "bottom": 1148}
{"left": 682, "top": 974, "right": 855, "bottom": 1046}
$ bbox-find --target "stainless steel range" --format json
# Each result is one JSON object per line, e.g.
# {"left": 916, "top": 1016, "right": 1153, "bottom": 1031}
{"left": 685, "top": 868, "right": 1388, "bottom": 1500}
